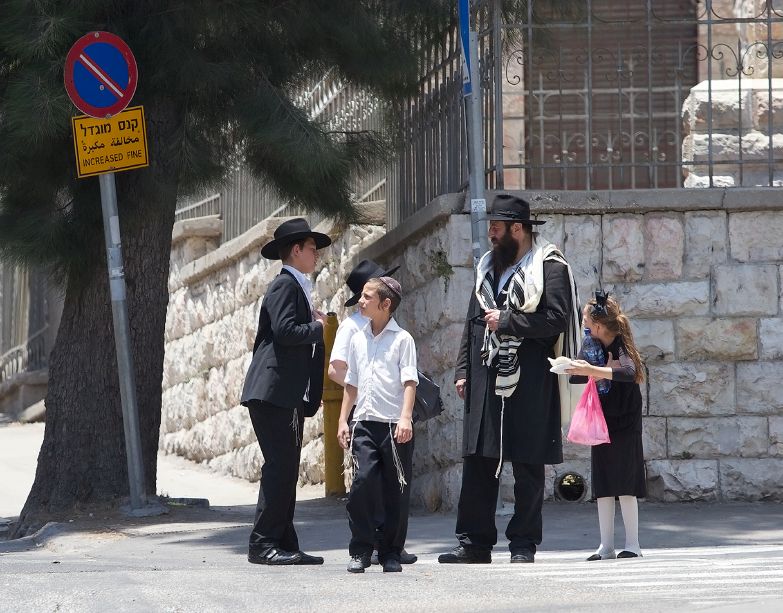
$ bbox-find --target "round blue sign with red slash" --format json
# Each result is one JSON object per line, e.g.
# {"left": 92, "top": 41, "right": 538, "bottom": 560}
{"left": 64, "top": 32, "right": 138, "bottom": 118}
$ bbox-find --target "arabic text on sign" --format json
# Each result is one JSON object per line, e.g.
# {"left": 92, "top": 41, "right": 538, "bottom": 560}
{"left": 72, "top": 106, "right": 149, "bottom": 179}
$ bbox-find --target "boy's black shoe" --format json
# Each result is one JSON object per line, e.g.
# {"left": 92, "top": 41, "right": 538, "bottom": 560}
{"left": 510, "top": 549, "right": 535, "bottom": 563}
{"left": 248, "top": 547, "right": 302, "bottom": 565}
{"left": 371, "top": 548, "right": 418, "bottom": 565}
{"left": 347, "top": 553, "right": 372, "bottom": 573}
{"left": 400, "top": 549, "right": 418, "bottom": 564}
{"left": 383, "top": 559, "right": 402, "bottom": 573}
{"left": 437, "top": 545, "right": 491, "bottom": 564}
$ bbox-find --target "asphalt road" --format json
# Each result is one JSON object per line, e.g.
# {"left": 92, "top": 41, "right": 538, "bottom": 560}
{"left": 2, "top": 423, "right": 782, "bottom": 612}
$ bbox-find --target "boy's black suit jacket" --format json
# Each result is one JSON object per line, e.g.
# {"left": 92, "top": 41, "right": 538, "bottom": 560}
{"left": 240, "top": 268, "right": 325, "bottom": 417}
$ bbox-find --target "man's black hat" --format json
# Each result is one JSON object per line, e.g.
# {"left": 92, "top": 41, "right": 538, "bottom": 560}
{"left": 486, "top": 193, "right": 546, "bottom": 225}
{"left": 260, "top": 218, "right": 332, "bottom": 260}
{"left": 344, "top": 259, "right": 400, "bottom": 307}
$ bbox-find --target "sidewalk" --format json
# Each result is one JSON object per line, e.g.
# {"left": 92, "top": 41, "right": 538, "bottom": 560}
{"left": 2, "top": 423, "right": 783, "bottom": 612}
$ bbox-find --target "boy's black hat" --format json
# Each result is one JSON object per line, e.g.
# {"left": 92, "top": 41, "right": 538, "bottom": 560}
{"left": 486, "top": 193, "right": 546, "bottom": 225}
{"left": 344, "top": 259, "right": 400, "bottom": 307}
{"left": 260, "top": 218, "right": 331, "bottom": 260}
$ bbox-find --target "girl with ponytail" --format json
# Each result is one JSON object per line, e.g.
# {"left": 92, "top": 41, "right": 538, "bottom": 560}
{"left": 567, "top": 292, "right": 646, "bottom": 561}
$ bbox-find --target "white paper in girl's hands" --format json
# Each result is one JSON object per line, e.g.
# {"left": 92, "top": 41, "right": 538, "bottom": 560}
{"left": 548, "top": 356, "right": 576, "bottom": 375}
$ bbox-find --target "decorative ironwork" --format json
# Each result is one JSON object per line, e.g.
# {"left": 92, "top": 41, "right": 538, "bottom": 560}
{"left": 496, "top": 0, "right": 783, "bottom": 190}
{"left": 177, "top": 0, "right": 783, "bottom": 229}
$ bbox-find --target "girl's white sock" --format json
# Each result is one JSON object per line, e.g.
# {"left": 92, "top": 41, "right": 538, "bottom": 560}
{"left": 619, "top": 495, "right": 641, "bottom": 555}
{"left": 595, "top": 496, "right": 616, "bottom": 556}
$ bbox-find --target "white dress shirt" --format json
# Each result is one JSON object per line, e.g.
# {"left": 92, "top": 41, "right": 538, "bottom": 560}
{"left": 281, "top": 264, "right": 315, "bottom": 401}
{"left": 345, "top": 317, "right": 418, "bottom": 423}
{"left": 282, "top": 264, "right": 314, "bottom": 311}
{"left": 329, "top": 311, "right": 368, "bottom": 364}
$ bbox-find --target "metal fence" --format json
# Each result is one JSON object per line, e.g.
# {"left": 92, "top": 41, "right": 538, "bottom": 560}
{"left": 175, "top": 72, "right": 389, "bottom": 241}
{"left": 176, "top": 169, "right": 315, "bottom": 244}
{"left": 490, "top": 0, "right": 783, "bottom": 191}
{"left": 386, "top": 20, "right": 472, "bottom": 228}
{"left": 0, "top": 265, "right": 49, "bottom": 384}
{"left": 177, "top": 0, "right": 783, "bottom": 235}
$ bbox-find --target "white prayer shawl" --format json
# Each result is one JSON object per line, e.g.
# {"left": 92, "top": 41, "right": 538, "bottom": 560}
{"left": 474, "top": 237, "right": 581, "bottom": 476}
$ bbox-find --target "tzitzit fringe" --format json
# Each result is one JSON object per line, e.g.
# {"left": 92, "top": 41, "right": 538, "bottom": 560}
{"left": 342, "top": 421, "right": 360, "bottom": 481}
{"left": 389, "top": 422, "right": 408, "bottom": 492}
{"left": 495, "top": 396, "right": 505, "bottom": 478}
{"left": 290, "top": 406, "right": 300, "bottom": 446}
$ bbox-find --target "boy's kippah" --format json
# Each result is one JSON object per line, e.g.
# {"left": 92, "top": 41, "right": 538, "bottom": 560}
{"left": 379, "top": 276, "right": 402, "bottom": 299}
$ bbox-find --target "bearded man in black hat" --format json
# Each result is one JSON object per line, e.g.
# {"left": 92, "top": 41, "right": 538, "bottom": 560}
{"left": 438, "top": 193, "right": 580, "bottom": 565}
{"left": 241, "top": 218, "right": 331, "bottom": 566}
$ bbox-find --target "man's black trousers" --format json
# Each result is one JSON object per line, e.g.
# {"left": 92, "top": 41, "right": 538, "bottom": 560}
{"left": 247, "top": 401, "right": 304, "bottom": 554}
{"left": 347, "top": 420, "right": 413, "bottom": 563}
{"left": 455, "top": 455, "right": 544, "bottom": 553}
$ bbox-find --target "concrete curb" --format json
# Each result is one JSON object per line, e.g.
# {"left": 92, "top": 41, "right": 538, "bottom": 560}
{"left": 0, "top": 521, "right": 64, "bottom": 553}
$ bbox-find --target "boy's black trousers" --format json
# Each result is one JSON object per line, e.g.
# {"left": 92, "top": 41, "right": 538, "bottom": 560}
{"left": 247, "top": 401, "right": 305, "bottom": 554}
{"left": 347, "top": 420, "right": 413, "bottom": 563}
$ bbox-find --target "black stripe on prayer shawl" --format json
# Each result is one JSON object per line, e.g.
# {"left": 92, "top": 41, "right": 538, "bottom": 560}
{"left": 508, "top": 269, "right": 525, "bottom": 309}
{"left": 480, "top": 271, "right": 494, "bottom": 308}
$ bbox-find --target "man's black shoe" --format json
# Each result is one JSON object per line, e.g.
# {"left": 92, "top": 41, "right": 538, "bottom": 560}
{"left": 347, "top": 553, "right": 372, "bottom": 573}
{"left": 248, "top": 547, "right": 302, "bottom": 565}
{"left": 295, "top": 551, "right": 324, "bottom": 565}
{"left": 437, "top": 545, "right": 491, "bottom": 564}
{"left": 383, "top": 558, "right": 402, "bottom": 573}
{"left": 510, "top": 549, "right": 535, "bottom": 563}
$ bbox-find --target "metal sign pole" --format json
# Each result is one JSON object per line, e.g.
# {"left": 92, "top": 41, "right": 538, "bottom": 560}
{"left": 459, "top": 0, "right": 489, "bottom": 267}
{"left": 460, "top": 0, "right": 501, "bottom": 511}
{"left": 98, "top": 172, "right": 147, "bottom": 510}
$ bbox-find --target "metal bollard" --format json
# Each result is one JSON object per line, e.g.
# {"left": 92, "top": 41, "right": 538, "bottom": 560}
{"left": 321, "top": 312, "right": 346, "bottom": 496}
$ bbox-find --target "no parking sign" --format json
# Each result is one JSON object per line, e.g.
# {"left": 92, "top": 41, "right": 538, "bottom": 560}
{"left": 61, "top": 32, "right": 153, "bottom": 514}
{"left": 64, "top": 31, "right": 138, "bottom": 118}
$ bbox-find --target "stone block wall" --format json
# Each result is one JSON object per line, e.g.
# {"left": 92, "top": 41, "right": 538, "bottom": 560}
{"left": 682, "top": 78, "right": 783, "bottom": 187}
{"left": 160, "top": 214, "right": 385, "bottom": 485}
{"left": 162, "top": 189, "right": 783, "bottom": 508}
{"left": 361, "top": 190, "right": 783, "bottom": 509}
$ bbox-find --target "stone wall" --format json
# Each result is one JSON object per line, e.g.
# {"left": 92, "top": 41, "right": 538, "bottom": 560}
{"left": 361, "top": 189, "right": 783, "bottom": 509}
{"left": 162, "top": 189, "right": 783, "bottom": 507}
{"left": 161, "top": 213, "right": 386, "bottom": 485}
{"left": 682, "top": 79, "right": 783, "bottom": 187}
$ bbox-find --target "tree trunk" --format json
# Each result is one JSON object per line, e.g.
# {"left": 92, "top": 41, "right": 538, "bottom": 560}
{"left": 12, "top": 104, "right": 180, "bottom": 536}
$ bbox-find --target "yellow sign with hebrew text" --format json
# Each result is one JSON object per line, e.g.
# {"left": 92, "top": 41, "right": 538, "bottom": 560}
{"left": 72, "top": 105, "right": 149, "bottom": 178}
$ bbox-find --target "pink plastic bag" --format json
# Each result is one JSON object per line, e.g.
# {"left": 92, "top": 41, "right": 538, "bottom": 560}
{"left": 567, "top": 378, "right": 610, "bottom": 446}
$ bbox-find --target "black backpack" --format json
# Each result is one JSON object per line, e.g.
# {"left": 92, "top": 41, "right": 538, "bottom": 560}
{"left": 412, "top": 370, "right": 444, "bottom": 423}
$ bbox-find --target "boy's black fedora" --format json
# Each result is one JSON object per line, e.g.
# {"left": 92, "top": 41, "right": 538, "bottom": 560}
{"left": 486, "top": 193, "right": 546, "bottom": 225}
{"left": 344, "top": 259, "right": 400, "bottom": 307}
{"left": 261, "top": 218, "right": 332, "bottom": 260}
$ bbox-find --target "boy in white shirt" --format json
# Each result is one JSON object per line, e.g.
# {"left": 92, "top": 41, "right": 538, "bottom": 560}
{"left": 338, "top": 277, "right": 418, "bottom": 573}
{"left": 329, "top": 260, "right": 418, "bottom": 566}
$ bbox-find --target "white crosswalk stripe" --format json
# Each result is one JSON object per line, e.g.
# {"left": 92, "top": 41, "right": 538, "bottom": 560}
{"left": 483, "top": 547, "right": 783, "bottom": 607}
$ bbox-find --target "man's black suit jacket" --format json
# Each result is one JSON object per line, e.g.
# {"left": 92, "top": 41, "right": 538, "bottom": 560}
{"left": 240, "top": 268, "right": 325, "bottom": 417}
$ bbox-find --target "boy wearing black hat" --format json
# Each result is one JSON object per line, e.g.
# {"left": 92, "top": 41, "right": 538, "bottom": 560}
{"left": 241, "top": 218, "right": 331, "bottom": 566}
{"left": 328, "top": 259, "right": 399, "bottom": 388}
{"left": 337, "top": 276, "right": 418, "bottom": 574}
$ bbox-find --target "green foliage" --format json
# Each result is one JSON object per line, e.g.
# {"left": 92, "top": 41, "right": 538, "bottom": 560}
{"left": 0, "top": 0, "right": 456, "bottom": 282}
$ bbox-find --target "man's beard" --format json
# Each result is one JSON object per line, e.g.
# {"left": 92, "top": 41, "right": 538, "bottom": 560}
{"left": 492, "top": 232, "right": 519, "bottom": 279}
